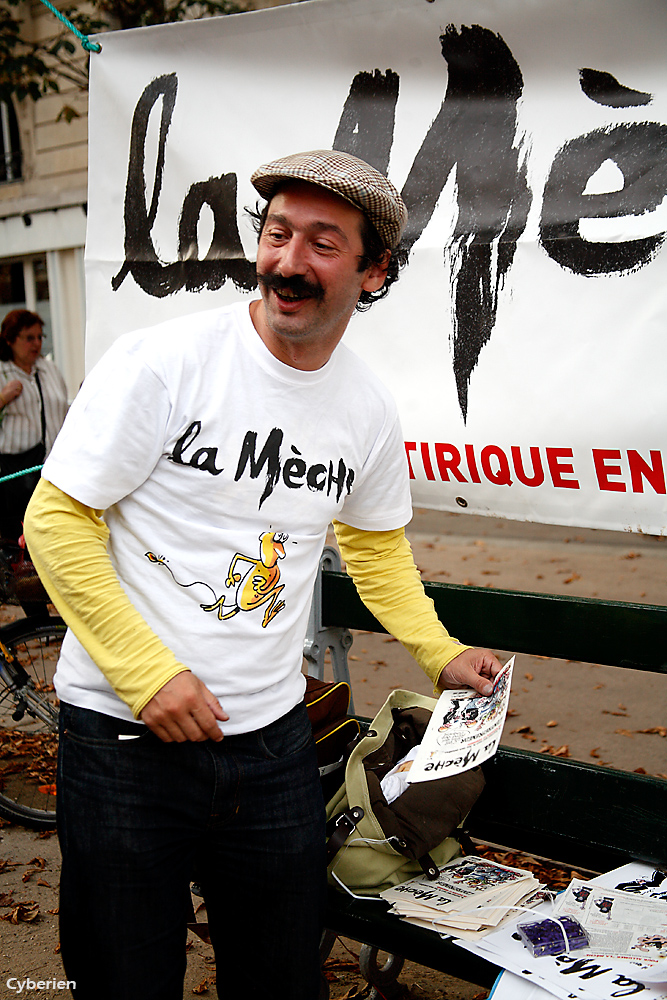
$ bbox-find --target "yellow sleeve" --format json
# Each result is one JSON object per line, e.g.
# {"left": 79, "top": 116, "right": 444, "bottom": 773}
{"left": 333, "top": 520, "right": 472, "bottom": 690}
{"left": 23, "top": 478, "right": 189, "bottom": 718}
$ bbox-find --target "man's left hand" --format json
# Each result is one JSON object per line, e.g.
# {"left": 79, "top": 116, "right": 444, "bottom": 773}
{"left": 436, "top": 647, "right": 503, "bottom": 697}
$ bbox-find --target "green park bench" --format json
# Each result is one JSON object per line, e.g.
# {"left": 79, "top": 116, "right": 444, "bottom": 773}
{"left": 305, "top": 549, "right": 667, "bottom": 997}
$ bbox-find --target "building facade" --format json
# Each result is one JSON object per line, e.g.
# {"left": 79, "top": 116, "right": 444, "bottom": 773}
{"left": 0, "top": 0, "right": 292, "bottom": 400}
{"left": 0, "top": 1, "right": 88, "bottom": 399}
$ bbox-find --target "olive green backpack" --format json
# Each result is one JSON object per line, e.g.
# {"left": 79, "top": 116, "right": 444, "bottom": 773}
{"left": 326, "top": 689, "right": 485, "bottom": 895}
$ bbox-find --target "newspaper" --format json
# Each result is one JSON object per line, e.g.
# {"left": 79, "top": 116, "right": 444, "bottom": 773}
{"left": 554, "top": 878, "right": 667, "bottom": 965}
{"left": 405, "top": 656, "right": 514, "bottom": 782}
{"left": 457, "top": 863, "right": 667, "bottom": 1000}
{"left": 380, "top": 853, "right": 541, "bottom": 935}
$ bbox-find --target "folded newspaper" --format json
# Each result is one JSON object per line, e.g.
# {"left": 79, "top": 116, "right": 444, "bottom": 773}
{"left": 405, "top": 656, "right": 514, "bottom": 782}
{"left": 380, "top": 854, "right": 547, "bottom": 938}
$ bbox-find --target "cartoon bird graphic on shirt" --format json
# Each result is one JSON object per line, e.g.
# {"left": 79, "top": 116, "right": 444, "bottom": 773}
{"left": 145, "top": 530, "right": 288, "bottom": 628}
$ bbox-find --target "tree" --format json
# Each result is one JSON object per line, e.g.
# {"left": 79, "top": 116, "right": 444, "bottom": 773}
{"left": 0, "top": 0, "right": 245, "bottom": 110}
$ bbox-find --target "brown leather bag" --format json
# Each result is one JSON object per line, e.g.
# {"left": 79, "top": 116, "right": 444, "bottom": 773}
{"left": 304, "top": 675, "right": 360, "bottom": 799}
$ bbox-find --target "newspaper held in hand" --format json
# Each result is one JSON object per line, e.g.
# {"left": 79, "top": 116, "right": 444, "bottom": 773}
{"left": 405, "top": 656, "right": 514, "bottom": 783}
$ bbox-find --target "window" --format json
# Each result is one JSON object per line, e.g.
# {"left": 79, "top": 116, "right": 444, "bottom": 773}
{"left": 0, "top": 100, "right": 22, "bottom": 183}
{"left": 0, "top": 256, "right": 53, "bottom": 353}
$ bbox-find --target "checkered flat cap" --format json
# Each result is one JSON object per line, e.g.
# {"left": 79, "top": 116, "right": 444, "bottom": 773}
{"left": 251, "top": 149, "right": 407, "bottom": 250}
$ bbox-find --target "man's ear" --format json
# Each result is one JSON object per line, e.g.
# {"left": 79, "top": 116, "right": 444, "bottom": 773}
{"left": 361, "top": 249, "right": 391, "bottom": 292}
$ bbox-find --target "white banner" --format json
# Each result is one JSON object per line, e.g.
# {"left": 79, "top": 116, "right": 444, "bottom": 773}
{"left": 85, "top": 0, "right": 667, "bottom": 534}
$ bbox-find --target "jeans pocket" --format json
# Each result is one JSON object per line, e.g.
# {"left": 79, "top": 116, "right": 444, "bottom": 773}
{"left": 60, "top": 701, "right": 150, "bottom": 749}
{"left": 256, "top": 702, "right": 314, "bottom": 761}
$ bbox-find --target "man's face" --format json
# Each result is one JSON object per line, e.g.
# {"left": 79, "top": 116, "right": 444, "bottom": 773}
{"left": 254, "top": 182, "right": 387, "bottom": 369}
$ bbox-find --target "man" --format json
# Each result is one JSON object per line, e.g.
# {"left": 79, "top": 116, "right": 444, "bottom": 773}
{"left": 25, "top": 149, "right": 501, "bottom": 1000}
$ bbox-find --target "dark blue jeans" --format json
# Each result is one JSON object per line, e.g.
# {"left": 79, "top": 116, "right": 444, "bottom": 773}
{"left": 57, "top": 700, "right": 326, "bottom": 1000}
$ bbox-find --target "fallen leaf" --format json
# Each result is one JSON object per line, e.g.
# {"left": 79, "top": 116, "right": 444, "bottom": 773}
{"left": 546, "top": 720, "right": 558, "bottom": 728}
{"left": 192, "top": 974, "right": 216, "bottom": 995}
{"left": 38, "top": 784, "right": 57, "bottom": 796}
{"left": 323, "top": 959, "right": 359, "bottom": 972}
{"left": 615, "top": 729, "right": 635, "bottom": 738}
{"left": 590, "top": 748, "right": 600, "bottom": 758}
{"left": 563, "top": 573, "right": 581, "bottom": 584}
{"left": 339, "top": 986, "right": 370, "bottom": 1000}
{"left": 636, "top": 727, "right": 667, "bottom": 737}
{"left": 511, "top": 725, "right": 533, "bottom": 734}
{"left": 0, "top": 892, "right": 14, "bottom": 906}
{"left": 1, "top": 900, "right": 39, "bottom": 923}
{"left": 633, "top": 767, "right": 648, "bottom": 774}
{"left": 524, "top": 673, "right": 534, "bottom": 681}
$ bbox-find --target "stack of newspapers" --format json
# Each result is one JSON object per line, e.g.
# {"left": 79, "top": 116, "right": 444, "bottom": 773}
{"left": 380, "top": 855, "right": 547, "bottom": 940}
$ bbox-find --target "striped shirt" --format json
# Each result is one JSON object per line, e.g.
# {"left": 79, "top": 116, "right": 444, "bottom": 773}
{"left": 0, "top": 357, "right": 68, "bottom": 456}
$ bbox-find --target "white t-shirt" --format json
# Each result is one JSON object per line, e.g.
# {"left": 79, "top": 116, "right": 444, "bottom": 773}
{"left": 44, "top": 302, "right": 412, "bottom": 733}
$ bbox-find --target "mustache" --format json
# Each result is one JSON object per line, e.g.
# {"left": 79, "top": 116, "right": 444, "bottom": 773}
{"left": 258, "top": 271, "right": 325, "bottom": 302}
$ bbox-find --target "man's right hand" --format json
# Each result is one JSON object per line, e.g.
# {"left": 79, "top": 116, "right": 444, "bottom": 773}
{"left": 140, "top": 671, "right": 228, "bottom": 743}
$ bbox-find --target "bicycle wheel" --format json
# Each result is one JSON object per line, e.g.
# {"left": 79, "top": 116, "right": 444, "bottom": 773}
{"left": 0, "top": 616, "right": 65, "bottom": 829}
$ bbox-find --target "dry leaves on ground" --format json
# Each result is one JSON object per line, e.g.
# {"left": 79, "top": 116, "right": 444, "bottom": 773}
{"left": 0, "top": 900, "right": 39, "bottom": 923}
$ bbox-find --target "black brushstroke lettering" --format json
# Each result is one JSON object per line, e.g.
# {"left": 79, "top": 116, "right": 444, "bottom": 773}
{"left": 306, "top": 464, "right": 326, "bottom": 492}
{"left": 234, "top": 429, "right": 283, "bottom": 508}
{"left": 327, "top": 458, "right": 348, "bottom": 502}
{"left": 580, "top": 69, "right": 652, "bottom": 108}
{"left": 556, "top": 956, "right": 613, "bottom": 978}
{"left": 333, "top": 69, "right": 400, "bottom": 174}
{"left": 190, "top": 447, "right": 224, "bottom": 475}
{"left": 178, "top": 176, "right": 256, "bottom": 292}
{"left": 112, "top": 74, "right": 255, "bottom": 298}
{"left": 610, "top": 976, "right": 647, "bottom": 996}
{"left": 399, "top": 25, "right": 531, "bottom": 421}
{"left": 540, "top": 123, "right": 667, "bottom": 275}
{"left": 170, "top": 421, "right": 224, "bottom": 475}
{"left": 283, "top": 456, "right": 306, "bottom": 488}
{"left": 171, "top": 420, "right": 201, "bottom": 465}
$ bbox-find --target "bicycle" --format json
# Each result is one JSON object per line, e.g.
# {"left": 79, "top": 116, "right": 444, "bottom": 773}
{"left": 0, "top": 539, "right": 64, "bottom": 829}
{"left": 0, "top": 614, "right": 65, "bottom": 829}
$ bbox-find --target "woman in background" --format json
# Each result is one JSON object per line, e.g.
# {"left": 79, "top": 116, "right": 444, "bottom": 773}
{"left": 0, "top": 309, "right": 68, "bottom": 543}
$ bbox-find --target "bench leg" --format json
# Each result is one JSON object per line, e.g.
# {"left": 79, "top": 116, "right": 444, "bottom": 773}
{"left": 359, "top": 944, "right": 405, "bottom": 999}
